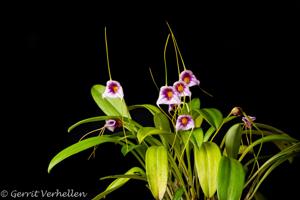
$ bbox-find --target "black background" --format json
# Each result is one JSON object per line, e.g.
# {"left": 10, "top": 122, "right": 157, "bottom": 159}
{"left": 1, "top": 2, "right": 300, "bottom": 199}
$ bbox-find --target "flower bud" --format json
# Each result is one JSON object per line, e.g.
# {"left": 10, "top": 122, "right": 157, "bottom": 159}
{"left": 231, "top": 107, "right": 242, "bottom": 116}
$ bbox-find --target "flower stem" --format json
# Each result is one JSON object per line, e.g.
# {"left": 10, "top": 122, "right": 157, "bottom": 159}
{"left": 149, "top": 67, "right": 159, "bottom": 91}
{"left": 104, "top": 27, "right": 112, "bottom": 80}
{"left": 164, "top": 34, "right": 170, "bottom": 86}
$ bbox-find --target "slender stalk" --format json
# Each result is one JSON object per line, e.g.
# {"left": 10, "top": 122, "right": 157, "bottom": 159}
{"left": 168, "top": 152, "right": 191, "bottom": 200}
{"left": 104, "top": 27, "right": 112, "bottom": 80}
{"left": 185, "top": 144, "right": 195, "bottom": 199}
{"left": 149, "top": 67, "right": 159, "bottom": 91}
{"left": 166, "top": 21, "right": 186, "bottom": 71}
{"left": 164, "top": 34, "right": 171, "bottom": 86}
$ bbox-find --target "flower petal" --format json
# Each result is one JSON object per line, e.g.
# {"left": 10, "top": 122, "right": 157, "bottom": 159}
{"left": 242, "top": 116, "right": 256, "bottom": 129}
{"left": 180, "top": 70, "right": 200, "bottom": 87}
{"left": 176, "top": 115, "right": 195, "bottom": 131}
{"left": 173, "top": 81, "right": 191, "bottom": 97}
{"left": 102, "top": 80, "right": 124, "bottom": 98}
{"left": 105, "top": 119, "right": 117, "bottom": 132}
{"left": 156, "top": 86, "right": 181, "bottom": 106}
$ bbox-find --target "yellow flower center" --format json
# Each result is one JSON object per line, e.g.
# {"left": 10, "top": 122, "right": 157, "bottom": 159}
{"left": 183, "top": 76, "right": 190, "bottom": 84}
{"left": 181, "top": 117, "right": 188, "bottom": 125}
{"left": 112, "top": 85, "right": 119, "bottom": 93}
{"left": 177, "top": 84, "right": 184, "bottom": 93}
{"left": 167, "top": 91, "right": 173, "bottom": 99}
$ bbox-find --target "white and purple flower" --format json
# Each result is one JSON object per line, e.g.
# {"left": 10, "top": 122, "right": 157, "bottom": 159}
{"left": 102, "top": 80, "right": 124, "bottom": 99}
{"left": 175, "top": 115, "right": 195, "bottom": 131}
{"left": 180, "top": 70, "right": 200, "bottom": 87}
{"left": 173, "top": 81, "right": 191, "bottom": 97}
{"left": 156, "top": 86, "right": 181, "bottom": 106}
{"left": 104, "top": 119, "right": 122, "bottom": 132}
{"left": 242, "top": 116, "right": 256, "bottom": 129}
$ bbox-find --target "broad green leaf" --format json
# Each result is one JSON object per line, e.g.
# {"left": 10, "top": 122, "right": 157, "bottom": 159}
{"left": 225, "top": 124, "right": 242, "bottom": 159}
{"left": 48, "top": 135, "right": 122, "bottom": 173}
{"left": 172, "top": 187, "right": 184, "bottom": 200}
{"left": 194, "top": 115, "right": 203, "bottom": 128}
{"left": 92, "top": 167, "right": 145, "bottom": 200}
{"left": 197, "top": 108, "right": 223, "bottom": 129}
{"left": 194, "top": 142, "right": 221, "bottom": 198}
{"left": 190, "top": 98, "right": 201, "bottom": 110}
{"left": 154, "top": 112, "right": 174, "bottom": 147}
{"left": 190, "top": 128, "right": 204, "bottom": 149}
{"left": 217, "top": 156, "right": 245, "bottom": 200}
{"left": 137, "top": 127, "right": 171, "bottom": 144}
{"left": 146, "top": 146, "right": 168, "bottom": 200}
{"left": 154, "top": 112, "right": 171, "bottom": 132}
{"left": 91, "top": 84, "right": 131, "bottom": 118}
{"left": 128, "top": 104, "right": 161, "bottom": 115}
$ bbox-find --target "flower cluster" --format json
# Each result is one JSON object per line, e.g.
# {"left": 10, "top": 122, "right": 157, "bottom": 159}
{"left": 156, "top": 70, "right": 200, "bottom": 131}
{"left": 102, "top": 70, "right": 200, "bottom": 132}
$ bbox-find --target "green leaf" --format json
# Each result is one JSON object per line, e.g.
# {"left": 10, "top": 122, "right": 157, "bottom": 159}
{"left": 194, "top": 142, "right": 221, "bottom": 198}
{"left": 137, "top": 127, "right": 171, "bottom": 144}
{"left": 121, "top": 144, "right": 146, "bottom": 157}
{"left": 91, "top": 84, "right": 131, "bottom": 118}
{"left": 48, "top": 135, "right": 122, "bottom": 173}
{"left": 225, "top": 123, "right": 242, "bottom": 159}
{"left": 190, "top": 98, "right": 201, "bottom": 110}
{"left": 190, "top": 128, "right": 204, "bottom": 149}
{"left": 146, "top": 146, "right": 168, "bottom": 200}
{"left": 100, "top": 174, "right": 146, "bottom": 182}
{"left": 239, "top": 134, "right": 298, "bottom": 161}
{"left": 217, "top": 156, "right": 245, "bottom": 200}
{"left": 106, "top": 167, "right": 145, "bottom": 190}
{"left": 197, "top": 108, "right": 223, "bottom": 129}
{"left": 194, "top": 115, "right": 203, "bottom": 128}
{"left": 203, "top": 126, "right": 216, "bottom": 142}
{"left": 172, "top": 187, "right": 184, "bottom": 200}
{"left": 68, "top": 116, "right": 109, "bottom": 132}
{"left": 154, "top": 112, "right": 171, "bottom": 132}
{"left": 92, "top": 167, "right": 145, "bottom": 200}
{"left": 128, "top": 104, "right": 161, "bottom": 115}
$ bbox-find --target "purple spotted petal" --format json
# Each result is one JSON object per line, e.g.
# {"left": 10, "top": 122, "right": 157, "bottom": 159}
{"left": 173, "top": 81, "right": 191, "bottom": 97}
{"left": 179, "top": 70, "right": 200, "bottom": 87}
{"left": 105, "top": 119, "right": 117, "bottom": 132}
{"left": 242, "top": 116, "right": 256, "bottom": 129}
{"left": 102, "top": 80, "right": 124, "bottom": 99}
{"left": 175, "top": 115, "right": 195, "bottom": 131}
{"left": 156, "top": 86, "right": 181, "bottom": 106}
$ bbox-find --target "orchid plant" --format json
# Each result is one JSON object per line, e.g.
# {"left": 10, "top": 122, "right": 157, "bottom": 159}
{"left": 48, "top": 25, "right": 300, "bottom": 200}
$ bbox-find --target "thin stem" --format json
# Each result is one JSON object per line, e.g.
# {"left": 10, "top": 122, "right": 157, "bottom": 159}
{"left": 168, "top": 152, "right": 191, "bottom": 200}
{"left": 185, "top": 143, "right": 195, "bottom": 199}
{"left": 104, "top": 27, "right": 112, "bottom": 80}
{"left": 164, "top": 34, "right": 171, "bottom": 86}
{"left": 79, "top": 127, "right": 104, "bottom": 141}
{"left": 149, "top": 67, "right": 159, "bottom": 91}
{"left": 166, "top": 21, "right": 186, "bottom": 71}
